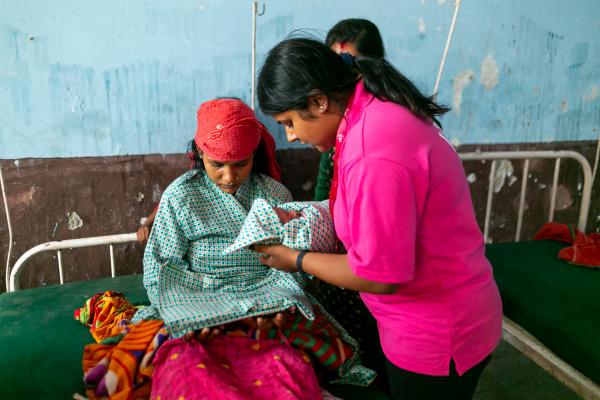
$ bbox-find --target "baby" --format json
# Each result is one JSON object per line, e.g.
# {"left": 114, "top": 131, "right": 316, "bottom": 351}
{"left": 224, "top": 199, "right": 338, "bottom": 255}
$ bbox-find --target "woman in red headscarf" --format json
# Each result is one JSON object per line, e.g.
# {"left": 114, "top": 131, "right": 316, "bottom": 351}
{"left": 135, "top": 98, "right": 282, "bottom": 245}
{"left": 133, "top": 98, "right": 292, "bottom": 325}
{"left": 120, "top": 98, "right": 373, "bottom": 399}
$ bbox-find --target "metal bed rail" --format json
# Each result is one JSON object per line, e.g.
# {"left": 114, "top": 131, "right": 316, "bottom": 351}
{"left": 7, "top": 150, "right": 593, "bottom": 292}
{"left": 503, "top": 317, "right": 600, "bottom": 399}
{"left": 458, "top": 150, "right": 593, "bottom": 243}
{"left": 8, "top": 233, "right": 137, "bottom": 292}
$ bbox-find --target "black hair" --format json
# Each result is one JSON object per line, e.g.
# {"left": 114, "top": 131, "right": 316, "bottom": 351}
{"left": 257, "top": 38, "right": 449, "bottom": 123}
{"left": 187, "top": 140, "right": 205, "bottom": 171}
{"left": 325, "top": 18, "right": 385, "bottom": 58}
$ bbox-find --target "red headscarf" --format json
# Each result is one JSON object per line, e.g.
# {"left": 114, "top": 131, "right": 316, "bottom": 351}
{"left": 194, "top": 99, "right": 281, "bottom": 181}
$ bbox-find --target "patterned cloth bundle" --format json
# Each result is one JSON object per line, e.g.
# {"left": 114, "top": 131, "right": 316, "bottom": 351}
{"left": 224, "top": 198, "right": 337, "bottom": 254}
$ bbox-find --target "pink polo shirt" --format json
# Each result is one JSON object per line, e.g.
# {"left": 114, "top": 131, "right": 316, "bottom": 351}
{"left": 333, "top": 81, "right": 502, "bottom": 376}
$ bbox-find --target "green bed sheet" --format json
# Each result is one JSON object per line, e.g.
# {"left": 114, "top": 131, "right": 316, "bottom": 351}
{"left": 487, "top": 240, "right": 600, "bottom": 385}
{"left": 0, "top": 274, "right": 388, "bottom": 399}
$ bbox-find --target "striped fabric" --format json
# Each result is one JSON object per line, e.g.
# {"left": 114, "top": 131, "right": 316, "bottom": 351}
{"left": 74, "top": 290, "right": 140, "bottom": 343}
{"left": 82, "top": 319, "right": 168, "bottom": 400}
{"left": 252, "top": 297, "right": 376, "bottom": 386}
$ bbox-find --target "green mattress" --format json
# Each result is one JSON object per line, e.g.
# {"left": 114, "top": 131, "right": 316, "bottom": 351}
{"left": 0, "top": 274, "right": 388, "bottom": 399}
{"left": 0, "top": 274, "right": 149, "bottom": 399}
{"left": 487, "top": 240, "right": 600, "bottom": 385}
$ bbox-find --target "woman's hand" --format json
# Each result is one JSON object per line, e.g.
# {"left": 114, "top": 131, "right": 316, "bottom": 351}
{"left": 183, "top": 308, "right": 297, "bottom": 342}
{"left": 184, "top": 326, "right": 224, "bottom": 342}
{"left": 272, "top": 207, "right": 301, "bottom": 224}
{"left": 253, "top": 244, "right": 299, "bottom": 273}
{"left": 136, "top": 225, "right": 150, "bottom": 245}
{"left": 137, "top": 208, "right": 158, "bottom": 245}
{"left": 243, "top": 307, "right": 296, "bottom": 330}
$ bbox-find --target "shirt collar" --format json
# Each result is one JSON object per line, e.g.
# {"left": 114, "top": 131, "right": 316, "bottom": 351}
{"left": 346, "top": 79, "right": 374, "bottom": 126}
{"left": 335, "top": 80, "right": 374, "bottom": 146}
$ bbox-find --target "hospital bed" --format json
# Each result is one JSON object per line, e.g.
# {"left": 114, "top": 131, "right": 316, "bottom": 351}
{"left": 1, "top": 151, "right": 598, "bottom": 399}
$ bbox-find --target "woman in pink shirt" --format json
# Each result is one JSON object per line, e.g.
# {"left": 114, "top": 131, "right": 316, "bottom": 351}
{"left": 254, "top": 37, "right": 503, "bottom": 400}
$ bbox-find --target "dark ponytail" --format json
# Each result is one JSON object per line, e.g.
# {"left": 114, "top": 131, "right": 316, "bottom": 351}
{"left": 257, "top": 38, "right": 449, "bottom": 123}
{"left": 354, "top": 56, "right": 450, "bottom": 120}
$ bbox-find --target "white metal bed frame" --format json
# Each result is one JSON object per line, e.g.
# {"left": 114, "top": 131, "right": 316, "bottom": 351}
{"left": 5, "top": 150, "right": 599, "bottom": 399}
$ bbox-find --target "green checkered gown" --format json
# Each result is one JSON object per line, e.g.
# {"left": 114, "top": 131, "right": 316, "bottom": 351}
{"left": 132, "top": 170, "right": 376, "bottom": 385}
{"left": 132, "top": 170, "right": 314, "bottom": 337}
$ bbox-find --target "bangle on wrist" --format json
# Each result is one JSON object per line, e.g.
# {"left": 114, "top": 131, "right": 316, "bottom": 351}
{"left": 296, "top": 251, "right": 308, "bottom": 275}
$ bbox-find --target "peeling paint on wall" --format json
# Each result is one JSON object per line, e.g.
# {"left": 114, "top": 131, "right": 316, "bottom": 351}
{"left": 493, "top": 160, "right": 514, "bottom": 193}
{"left": 67, "top": 211, "right": 84, "bottom": 230}
{"left": 418, "top": 17, "right": 426, "bottom": 33}
{"left": 555, "top": 185, "right": 573, "bottom": 211}
{"left": 560, "top": 99, "right": 568, "bottom": 112}
{"left": 152, "top": 183, "right": 162, "bottom": 203}
{"left": 14, "top": 186, "right": 36, "bottom": 208}
{"left": 583, "top": 85, "right": 599, "bottom": 101}
{"left": 480, "top": 55, "right": 499, "bottom": 90}
{"left": 452, "top": 70, "right": 475, "bottom": 112}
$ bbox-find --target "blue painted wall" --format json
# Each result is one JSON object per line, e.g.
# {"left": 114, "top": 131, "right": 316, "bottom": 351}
{"left": 1, "top": 0, "right": 599, "bottom": 159}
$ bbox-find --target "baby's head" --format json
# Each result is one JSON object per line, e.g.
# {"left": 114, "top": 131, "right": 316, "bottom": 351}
{"left": 273, "top": 207, "right": 302, "bottom": 225}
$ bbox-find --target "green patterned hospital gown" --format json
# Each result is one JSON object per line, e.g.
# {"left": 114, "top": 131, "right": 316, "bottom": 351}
{"left": 132, "top": 169, "right": 376, "bottom": 385}
{"left": 133, "top": 170, "right": 316, "bottom": 337}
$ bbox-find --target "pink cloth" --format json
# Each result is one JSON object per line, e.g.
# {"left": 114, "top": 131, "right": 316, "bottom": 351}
{"left": 333, "top": 81, "right": 502, "bottom": 376}
{"left": 151, "top": 335, "right": 323, "bottom": 400}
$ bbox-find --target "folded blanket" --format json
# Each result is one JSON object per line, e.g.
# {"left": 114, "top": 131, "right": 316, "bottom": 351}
{"left": 74, "top": 290, "right": 140, "bottom": 343}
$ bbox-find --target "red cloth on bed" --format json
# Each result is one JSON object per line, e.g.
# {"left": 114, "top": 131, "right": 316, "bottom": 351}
{"left": 534, "top": 223, "right": 600, "bottom": 268}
